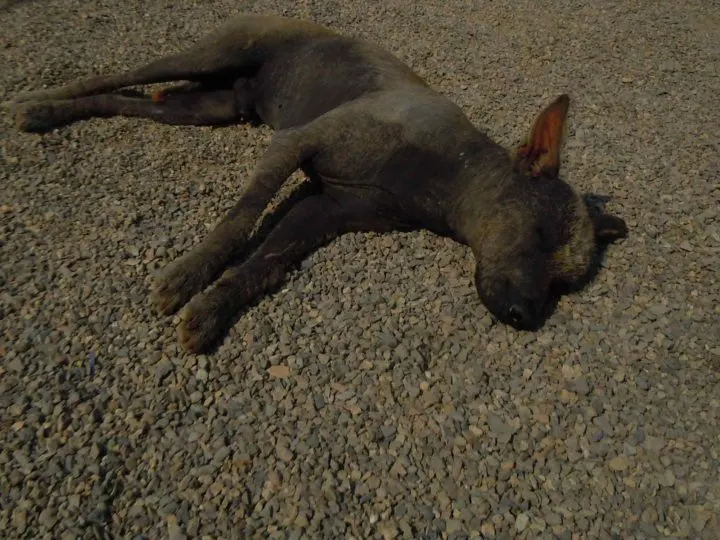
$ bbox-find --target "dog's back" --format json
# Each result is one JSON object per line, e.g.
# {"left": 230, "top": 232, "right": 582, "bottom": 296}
{"left": 251, "top": 36, "right": 429, "bottom": 129}
{"left": 211, "top": 14, "right": 431, "bottom": 129}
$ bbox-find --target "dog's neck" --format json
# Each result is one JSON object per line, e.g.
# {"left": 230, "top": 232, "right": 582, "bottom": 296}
{"left": 445, "top": 137, "right": 519, "bottom": 253}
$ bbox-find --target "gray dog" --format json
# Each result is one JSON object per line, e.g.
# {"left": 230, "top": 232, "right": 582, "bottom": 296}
{"left": 5, "top": 13, "right": 628, "bottom": 353}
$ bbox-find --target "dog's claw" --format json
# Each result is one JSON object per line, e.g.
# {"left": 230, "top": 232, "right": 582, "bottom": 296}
{"left": 151, "top": 252, "right": 215, "bottom": 316}
{"left": 151, "top": 284, "right": 190, "bottom": 317}
{"left": 178, "top": 294, "right": 227, "bottom": 353}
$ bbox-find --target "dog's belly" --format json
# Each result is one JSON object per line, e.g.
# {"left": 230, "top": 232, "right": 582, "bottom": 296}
{"left": 309, "top": 138, "right": 467, "bottom": 238}
{"left": 251, "top": 36, "right": 426, "bottom": 129}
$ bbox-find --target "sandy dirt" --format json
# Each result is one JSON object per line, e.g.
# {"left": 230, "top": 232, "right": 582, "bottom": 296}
{"left": 1, "top": 0, "right": 718, "bottom": 538}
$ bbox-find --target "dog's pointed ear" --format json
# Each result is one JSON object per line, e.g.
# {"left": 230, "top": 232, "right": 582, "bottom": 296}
{"left": 515, "top": 94, "right": 570, "bottom": 178}
{"left": 591, "top": 212, "right": 628, "bottom": 244}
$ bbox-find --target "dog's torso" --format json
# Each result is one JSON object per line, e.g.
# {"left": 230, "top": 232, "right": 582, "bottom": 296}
{"left": 230, "top": 29, "right": 506, "bottom": 236}
{"left": 295, "top": 89, "right": 507, "bottom": 237}
{"left": 249, "top": 35, "right": 429, "bottom": 129}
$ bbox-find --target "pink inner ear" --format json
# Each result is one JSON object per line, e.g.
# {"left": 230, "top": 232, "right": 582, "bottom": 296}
{"left": 520, "top": 102, "right": 568, "bottom": 175}
{"left": 518, "top": 145, "right": 548, "bottom": 159}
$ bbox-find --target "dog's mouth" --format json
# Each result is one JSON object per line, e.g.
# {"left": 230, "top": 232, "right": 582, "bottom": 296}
{"left": 477, "top": 276, "right": 550, "bottom": 331}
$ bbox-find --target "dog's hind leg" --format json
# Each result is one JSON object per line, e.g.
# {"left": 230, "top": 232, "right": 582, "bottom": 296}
{"left": 11, "top": 80, "right": 257, "bottom": 133}
{"left": 175, "top": 193, "right": 391, "bottom": 353}
{"left": 6, "top": 14, "right": 334, "bottom": 104}
{"left": 151, "top": 128, "right": 316, "bottom": 317}
{"left": 7, "top": 48, "right": 241, "bottom": 105}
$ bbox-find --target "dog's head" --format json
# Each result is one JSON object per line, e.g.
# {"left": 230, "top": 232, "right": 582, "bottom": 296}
{"left": 473, "top": 94, "right": 628, "bottom": 330}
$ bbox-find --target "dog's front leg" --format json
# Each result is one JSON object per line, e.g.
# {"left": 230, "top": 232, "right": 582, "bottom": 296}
{"left": 151, "top": 130, "right": 314, "bottom": 316}
{"left": 176, "top": 193, "right": 387, "bottom": 353}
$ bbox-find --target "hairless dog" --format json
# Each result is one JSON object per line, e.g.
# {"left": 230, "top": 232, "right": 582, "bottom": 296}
{"left": 5, "top": 13, "right": 628, "bottom": 353}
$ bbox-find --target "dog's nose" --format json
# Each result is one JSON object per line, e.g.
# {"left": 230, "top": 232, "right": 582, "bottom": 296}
{"left": 507, "top": 302, "right": 533, "bottom": 329}
{"left": 502, "top": 279, "right": 546, "bottom": 330}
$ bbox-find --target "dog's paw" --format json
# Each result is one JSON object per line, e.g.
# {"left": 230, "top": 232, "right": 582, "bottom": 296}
{"left": 10, "top": 101, "right": 60, "bottom": 133}
{"left": 178, "top": 294, "right": 229, "bottom": 354}
{"left": 152, "top": 252, "right": 215, "bottom": 316}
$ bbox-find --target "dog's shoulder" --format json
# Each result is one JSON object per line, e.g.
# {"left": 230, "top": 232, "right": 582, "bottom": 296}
{"left": 361, "top": 89, "right": 477, "bottom": 141}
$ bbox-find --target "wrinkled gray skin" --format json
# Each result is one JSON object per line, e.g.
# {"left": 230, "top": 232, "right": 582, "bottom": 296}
{"left": 5, "top": 13, "right": 628, "bottom": 353}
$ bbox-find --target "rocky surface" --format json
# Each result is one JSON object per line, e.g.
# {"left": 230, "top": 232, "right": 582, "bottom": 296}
{"left": 1, "top": 0, "right": 718, "bottom": 538}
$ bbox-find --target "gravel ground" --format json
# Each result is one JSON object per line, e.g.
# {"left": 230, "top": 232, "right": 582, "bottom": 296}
{"left": 1, "top": 0, "right": 719, "bottom": 538}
